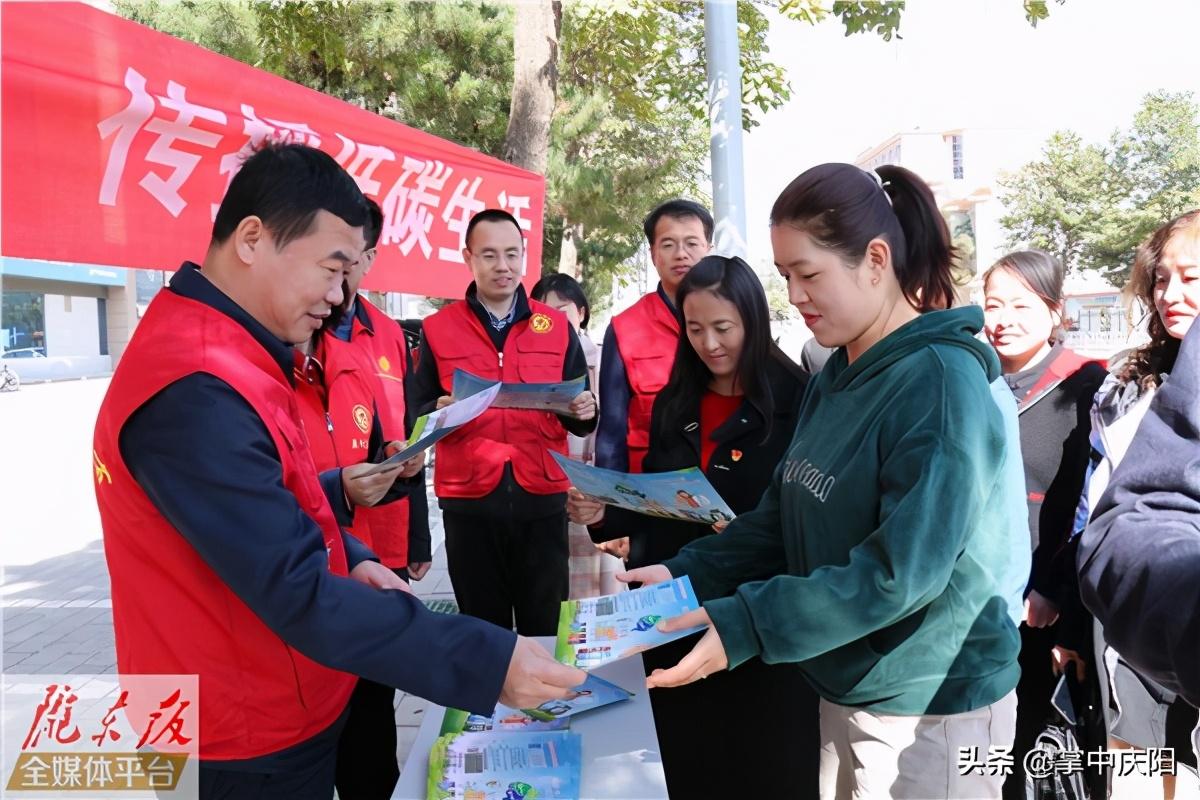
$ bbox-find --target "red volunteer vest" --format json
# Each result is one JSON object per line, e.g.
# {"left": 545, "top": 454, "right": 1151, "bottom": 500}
{"left": 1018, "top": 347, "right": 1108, "bottom": 411}
{"left": 295, "top": 338, "right": 385, "bottom": 558}
{"left": 93, "top": 289, "right": 356, "bottom": 761}
{"left": 610, "top": 291, "right": 680, "bottom": 472}
{"left": 328, "top": 298, "right": 412, "bottom": 567}
{"left": 422, "top": 299, "right": 571, "bottom": 498}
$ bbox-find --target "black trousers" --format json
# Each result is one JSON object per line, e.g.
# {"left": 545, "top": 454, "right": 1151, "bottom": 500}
{"left": 197, "top": 746, "right": 337, "bottom": 800}
{"left": 333, "top": 678, "right": 399, "bottom": 800}
{"left": 442, "top": 508, "right": 569, "bottom": 636}
{"left": 335, "top": 569, "right": 407, "bottom": 800}
{"left": 643, "top": 633, "right": 821, "bottom": 799}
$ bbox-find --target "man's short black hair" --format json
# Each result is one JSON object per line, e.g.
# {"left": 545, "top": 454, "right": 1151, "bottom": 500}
{"left": 465, "top": 209, "right": 524, "bottom": 250}
{"left": 364, "top": 197, "right": 384, "bottom": 250}
{"left": 642, "top": 199, "right": 714, "bottom": 246}
{"left": 211, "top": 143, "right": 367, "bottom": 250}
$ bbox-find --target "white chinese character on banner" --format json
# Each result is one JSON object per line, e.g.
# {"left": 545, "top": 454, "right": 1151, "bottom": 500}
{"left": 97, "top": 67, "right": 227, "bottom": 217}
{"left": 497, "top": 191, "right": 532, "bottom": 234}
{"left": 212, "top": 104, "right": 322, "bottom": 218}
{"left": 438, "top": 177, "right": 485, "bottom": 263}
{"left": 97, "top": 68, "right": 154, "bottom": 207}
{"left": 334, "top": 134, "right": 396, "bottom": 196}
{"left": 498, "top": 190, "right": 533, "bottom": 270}
{"left": 381, "top": 157, "right": 452, "bottom": 258}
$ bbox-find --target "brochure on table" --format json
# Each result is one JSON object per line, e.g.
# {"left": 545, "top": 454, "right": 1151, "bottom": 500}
{"left": 555, "top": 577, "right": 708, "bottom": 669}
{"left": 452, "top": 369, "right": 585, "bottom": 415}
{"left": 549, "top": 451, "right": 735, "bottom": 525}
{"left": 438, "top": 674, "right": 634, "bottom": 735}
{"left": 360, "top": 382, "right": 501, "bottom": 476}
{"left": 427, "top": 730, "right": 582, "bottom": 800}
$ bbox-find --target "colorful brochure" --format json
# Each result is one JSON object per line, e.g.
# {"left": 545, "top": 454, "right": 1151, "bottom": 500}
{"left": 360, "top": 382, "right": 501, "bottom": 476}
{"left": 439, "top": 674, "right": 634, "bottom": 735}
{"left": 555, "top": 577, "right": 708, "bottom": 669}
{"left": 452, "top": 368, "right": 585, "bottom": 414}
{"left": 549, "top": 450, "right": 736, "bottom": 525}
{"left": 427, "top": 730, "right": 582, "bottom": 800}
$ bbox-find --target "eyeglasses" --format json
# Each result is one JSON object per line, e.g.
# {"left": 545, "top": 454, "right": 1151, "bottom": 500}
{"left": 469, "top": 251, "right": 523, "bottom": 268}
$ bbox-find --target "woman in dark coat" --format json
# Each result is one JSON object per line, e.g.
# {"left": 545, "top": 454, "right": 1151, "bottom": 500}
{"left": 569, "top": 254, "right": 819, "bottom": 799}
{"left": 982, "top": 250, "right": 1109, "bottom": 799}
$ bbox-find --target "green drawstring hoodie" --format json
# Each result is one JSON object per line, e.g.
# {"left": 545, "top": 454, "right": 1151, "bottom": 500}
{"left": 663, "top": 306, "right": 1023, "bottom": 715}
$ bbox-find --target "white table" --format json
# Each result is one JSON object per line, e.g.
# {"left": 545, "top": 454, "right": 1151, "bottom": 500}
{"left": 392, "top": 637, "right": 668, "bottom": 800}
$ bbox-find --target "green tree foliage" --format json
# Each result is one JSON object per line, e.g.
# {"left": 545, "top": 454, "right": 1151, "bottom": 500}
{"left": 999, "top": 92, "right": 1200, "bottom": 282}
{"left": 546, "top": 1, "right": 786, "bottom": 307}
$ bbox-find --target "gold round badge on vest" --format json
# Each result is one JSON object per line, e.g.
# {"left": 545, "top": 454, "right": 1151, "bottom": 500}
{"left": 352, "top": 404, "right": 371, "bottom": 434}
{"left": 377, "top": 355, "right": 391, "bottom": 373}
{"left": 530, "top": 312, "right": 553, "bottom": 334}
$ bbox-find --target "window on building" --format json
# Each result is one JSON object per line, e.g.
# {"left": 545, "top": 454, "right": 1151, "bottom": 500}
{"left": 950, "top": 134, "right": 964, "bottom": 180}
{"left": 1, "top": 291, "right": 46, "bottom": 352}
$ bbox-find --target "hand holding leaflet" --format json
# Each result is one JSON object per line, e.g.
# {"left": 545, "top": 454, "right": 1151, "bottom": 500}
{"left": 452, "top": 369, "right": 585, "bottom": 414}
{"left": 550, "top": 451, "right": 736, "bottom": 524}
{"left": 554, "top": 577, "right": 708, "bottom": 670}
{"left": 359, "top": 382, "right": 501, "bottom": 476}
{"left": 439, "top": 673, "right": 633, "bottom": 734}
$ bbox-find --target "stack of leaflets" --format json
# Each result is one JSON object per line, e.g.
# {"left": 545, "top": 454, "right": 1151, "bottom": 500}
{"left": 426, "top": 729, "right": 581, "bottom": 800}
{"left": 555, "top": 577, "right": 708, "bottom": 670}
{"left": 439, "top": 674, "right": 633, "bottom": 734}
{"left": 427, "top": 675, "right": 633, "bottom": 800}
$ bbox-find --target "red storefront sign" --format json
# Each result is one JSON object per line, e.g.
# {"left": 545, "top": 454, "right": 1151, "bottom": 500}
{"left": 1, "top": 2, "right": 545, "bottom": 296}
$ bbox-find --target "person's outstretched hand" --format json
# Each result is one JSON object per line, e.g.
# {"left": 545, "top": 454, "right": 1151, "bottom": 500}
{"left": 498, "top": 637, "right": 587, "bottom": 710}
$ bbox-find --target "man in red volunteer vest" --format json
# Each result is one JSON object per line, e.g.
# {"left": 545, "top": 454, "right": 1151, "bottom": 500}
{"left": 315, "top": 200, "right": 437, "bottom": 800}
{"left": 295, "top": 307, "right": 425, "bottom": 800}
{"left": 582, "top": 200, "right": 713, "bottom": 555}
{"left": 410, "top": 209, "right": 597, "bottom": 636}
{"left": 93, "top": 144, "right": 584, "bottom": 800}
{"left": 328, "top": 198, "right": 432, "bottom": 585}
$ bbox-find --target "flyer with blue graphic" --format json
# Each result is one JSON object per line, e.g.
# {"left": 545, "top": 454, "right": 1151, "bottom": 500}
{"left": 452, "top": 369, "right": 585, "bottom": 414}
{"left": 439, "top": 673, "right": 633, "bottom": 735}
{"left": 427, "top": 730, "right": 582, "bottom": 800}
{"left": 555, "top": 577, "right": 708, "bottom": 669}
{"left": 549, "top": 450, "right": 736, "bottom": 525}
{"left": 360, "top": 381, "right": 501, "bottom": 476}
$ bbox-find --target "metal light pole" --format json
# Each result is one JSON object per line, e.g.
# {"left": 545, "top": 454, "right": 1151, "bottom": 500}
{"left": 704, "top": 0, "right": 748, "bottom": 260}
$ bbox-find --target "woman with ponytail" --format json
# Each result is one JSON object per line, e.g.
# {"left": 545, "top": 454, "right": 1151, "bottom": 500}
{"left": 624, "top": 163, "right": 1029, "bottom": 799}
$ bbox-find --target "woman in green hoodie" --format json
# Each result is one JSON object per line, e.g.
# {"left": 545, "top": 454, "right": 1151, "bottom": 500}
{"left": 623, "top": 163, "right": 1026, "bottom": 799}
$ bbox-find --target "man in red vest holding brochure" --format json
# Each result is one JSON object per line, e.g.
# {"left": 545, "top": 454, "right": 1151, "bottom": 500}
{"left": 596, "top": 200, "right": 713, "bottom": 474}
{"left": 93, "top": 144, "right": 584, "bottom": 800}
{"left": 410, "top": 209, "right": 597, "bottom": 636}
{"left": 325, "top": 198, "right": 431, "bottom": 584}
{"left": 584, "top": 200, "right": 712, "bottom": 553}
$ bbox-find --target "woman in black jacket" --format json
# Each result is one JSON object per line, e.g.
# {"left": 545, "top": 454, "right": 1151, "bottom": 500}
{"left": 982, "top": 250, "right": 1108, "bottom": 799}
{"left": 568, "top": 254, "right": 819, "bottom": 799}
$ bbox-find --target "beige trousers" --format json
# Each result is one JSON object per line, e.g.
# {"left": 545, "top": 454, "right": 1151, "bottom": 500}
{"left": 819, "top": 690, "right": 1018, "bottom": 800}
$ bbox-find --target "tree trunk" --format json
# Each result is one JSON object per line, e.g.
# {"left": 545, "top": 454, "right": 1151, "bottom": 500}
{"left": 558, "top": 219, "right": 582, "bottom": 276}
{"left": 502, "top": 0, "right": 561, "bottom": 174}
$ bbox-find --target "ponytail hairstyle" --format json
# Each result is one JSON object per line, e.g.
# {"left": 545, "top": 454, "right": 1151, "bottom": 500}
{"left": 982, "top": 249, "right": 1067, "bottom": 342}
{"left": 1120, "top": 209, "right": 1200, "bottom": 389}
{"left": 769, "top": 163, "right": 956, "bottom": 311}
{"left": 659, "top": 255, "right": 786, "bottom": 441}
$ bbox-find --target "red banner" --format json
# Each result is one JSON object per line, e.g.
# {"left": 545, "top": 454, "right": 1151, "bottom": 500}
{"left": 1, "top": 2, "right": 544, "bottom": 297}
